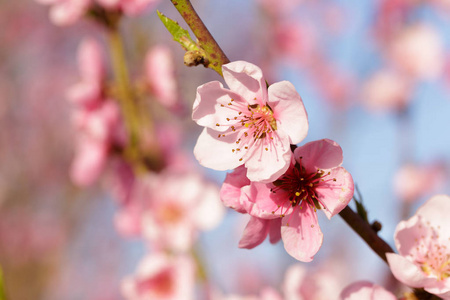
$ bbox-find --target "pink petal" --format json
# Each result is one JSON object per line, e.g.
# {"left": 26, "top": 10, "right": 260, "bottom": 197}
{"left": 66, "top": 81, "right": 102, "bottom": 106}
{"left": 281, "top": 205, "right": 323, "bottom": 262}
{"left": 222, "top": 61, "right": 267, "bottom": 105}
{"left": 193, "top": 128, "right": 243, "bottom": 171}
{"left": 269, "top": 81, "right": 309, "bottom": 144}
{"left": 238, "top": 216, "right": 270, "bottom": 249}
{"left": 245, "top": 182, "right": 292, "bottom": 218}
{"left": 416, "top": 194, "right": 450, "bottom": 230}
{"left": 386, "top": 253, "right": 435, "bottom": 288}
{"left": 340, "top": 281, "right": 396, "bottom": 300}
{"left": 78, "top": 38, "right": 104, "bottom": 83}
{"left": 70, "top": 140, "right": 108, "bottom": 187}
{"left": 220, "top": 166, "right": 250, "bottom": 213}
{"left": 192, "top": 81, "right": 245, "bottom": 132}
{"left": 294, "top": 139, "right": 343, "bottom": 172}
{"left": 393, "top": 215, "right": 429, "bottom": 256}
{"left": 115, "top": 205, "right": 142, "bottom": 237}
{"left": 50, "top": 0, "right": 90, "bottom": 26}
{"left": 268, "top": 218, "right": 282, "bottom": 244}
{"left": 192, "top": 182, "right": 224, "bottom": 230}
{"left": 244, "top": 130, "right": 292, "bottom": 183}
{"left": 96, "top": 0, "right": 120, "bottom": 9}
{"left": 425, "top": 282, "right": 450, "bottom": 300}
{"left": 145, "top": 45, "right": 178, "bottom": 108}
{"left": 121, "top": 0, "right": 159, "bottom": 16}
{"left": 316, "top": 167, "right": 354, "bottom": 219}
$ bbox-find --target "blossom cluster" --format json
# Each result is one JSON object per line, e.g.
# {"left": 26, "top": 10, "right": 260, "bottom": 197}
{"left": 193, "top": 61, "right": 355, "bottom": 261}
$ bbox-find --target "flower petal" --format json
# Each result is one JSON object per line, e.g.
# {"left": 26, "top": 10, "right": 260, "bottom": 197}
{"left": 193, "top": 128, "right": 243, "bottom": 171}
{"left": 316, "top": 167, "right": 354, "bottom": 219}
{"left": 269, "top": 218, "right": 282, "bottom": 244}
{"left": 269, "top": 81, "right": 309, "bottom": 144}
{"left": 340, "top": 281, "right": 396, "bottom": 300}
{"left": 416, "top": 194, "right": 450, "bottom": 230}
{"left": 193, "top": 182, "right": 224, "bottom": 231}
{"left": 245, "top": 182, "right": 292, "bottom": 218}
{"left": 223, "top": 61, "right": 267, "bottom": 105}
{"left": 281, "top": 205, "right": 323, "bottom": 262}
{"left": 192, "top": 81, "right": 245, "bottom": 132}
{"left": 386, "top": 253, "right": 435, "bottom": 288}
{"left": 294, "top": 139, "right": 343, "bottom": 172}
{"left": 220, "top": 166, "right": 250, "bottom": 213}
{"left": 239, "top": 216, "right": 270, "bottom": 249}
{"left": 245, "top": 130, "right": 292, "bottom": 183}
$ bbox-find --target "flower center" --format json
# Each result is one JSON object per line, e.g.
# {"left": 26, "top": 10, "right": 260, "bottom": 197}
{"left": 216, "top": 99, "right": 279, "bottom": 161}
{"left": 270, "top": 157, "right": 337, "bottom": 217}
{"left": 413, "top": 228, "right": 450, "bottom": 280}
{"left": 137, "top": 268, "right": 173, "bottom": 296}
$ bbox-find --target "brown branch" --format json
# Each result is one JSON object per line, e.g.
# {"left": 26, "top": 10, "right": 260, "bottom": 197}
{"left": 169, "top": 0, "right": 230, "bottom": 75}
{"left": 339, "top": 206, "right": 395, "bottom": 263}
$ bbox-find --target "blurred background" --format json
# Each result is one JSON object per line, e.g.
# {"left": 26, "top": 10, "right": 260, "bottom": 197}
{"left": 0, "top": 0, "right": 450, "bottom": 299}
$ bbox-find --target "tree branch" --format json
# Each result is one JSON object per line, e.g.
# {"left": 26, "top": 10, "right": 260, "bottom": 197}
{"left": 169, "top": 0, "right": 230, "bottom": 75}
{"left": 339, "top": 206, "right": 395, "bottom": 263}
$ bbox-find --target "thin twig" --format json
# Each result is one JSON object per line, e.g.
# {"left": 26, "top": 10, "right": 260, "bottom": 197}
{"left": 339, "top": 206, "right": 395, "bottom": 263}
{"left": 169, "top": 0, "right": 230, "bottom": 75}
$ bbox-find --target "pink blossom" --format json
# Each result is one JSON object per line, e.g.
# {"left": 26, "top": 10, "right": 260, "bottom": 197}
{"left": 95, "top": 0, "right": 159, "bottom": 15}
{"left": 394, "top": 163, "right": 445, "bottom": 203}
{"left": 361, "top": 69, "right": 411, "bottom": 112}
{"left": 388, "top": 23, "right": 444, "bottom": 80}
{"left": 36, "top": 0, "right": 159, "bottom": 25}
{"left": 121, "top": 253, "right": 195, "bottom": 300}
{"left": 34, "top": 0, "right": 91, "bottom": 26}
{"left": 283, "top": 261, "right": 349, "bottom": 300}
{"left": 256, "top": 0, "right": 303, "bottom": 16}
{"left": 386, "top": 195, "right": 450, "bottom": 299}
{"left": 66, "top": 38, "right": 105, "bottom": 107}
{"left": 216, "top": 287, "right": 283, "bottom": 300}
{"left": 70, "top": 100, "right": 124, "bottom": 186}
{"left": 339, "top": 281, "right": 396, "bottom": 300}
{"left": 193, "top": 61, "right": 309, "bottom": 183}
{"left": 145, "top": 45, "right": 179, "bottom": 109}
{"left": 220, "top": 166, "right": 281, "bottom": 249}
{"left": 246, "top": 139, "right": 354, "bottom": 261}
{"left": 142, "top": 172, "right": 225, "bottom": 252}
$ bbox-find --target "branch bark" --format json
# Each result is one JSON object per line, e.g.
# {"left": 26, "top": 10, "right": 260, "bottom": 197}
{"left": 339, "top": 206, "right": 395, "bottom": 263}
{"left": 169, "top": 0, "right": 230, "bottom": 75}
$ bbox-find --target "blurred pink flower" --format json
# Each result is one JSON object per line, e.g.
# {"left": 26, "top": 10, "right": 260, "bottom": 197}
{"left": 246, "top": 139, "right": 354, "bottom": 261}
{"left": 386, "top": 195, "right": 450, "bottom": 299}
{"left": 388, "top": 23, "right": 444, "bottom": 80}
{"left": 37, "top": 0, "right": 159, "bottom": 25}
{"left": 394, "top": 163, "right": 445, "bottom": 202}
{"left": 97, "top": 0, "right": 160, "bottom": 16}
{"left": 70, "top": 100, "right": 124, "bottom": 186}
{"left": 272, "top": 20, "right": 318, "bottom": 68}
{"left": 34, "top": 0, "right": 91, "bottom": 26}
{"left": 67, "top": 38, "right": 105, "bottom": 107}
{"left": 145, "top": 45, "right": 179, "bottom": 109}
{"left": 142, "top": 172, "right": 225, "bottom": 252}
{"left": 256, "top": 0, "right": 303, "bottom": 16}
{"left": 121, "top": 252, "right": 195, "bottom": 300}
{"left": 283, "top": 262, "right": 349, "bottom": 300}
{"left": 361, "top": 69, "right": 411, "bottom": 112}
{"left": 193, "top": 61, "right": 308, "bottom": 183}
{"left": 339, "top": 281, "right": 396, "bottom": 300}
{"left": 216, "top": 287, "right": 283, "bottom": 300}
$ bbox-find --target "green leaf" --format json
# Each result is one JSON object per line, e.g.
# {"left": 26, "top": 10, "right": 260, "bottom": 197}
{"left": 157, "top": 10, "right": 200, "bottom": 52}
{"left": 0, "top": 266, "right": 6, "bottom": 300}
